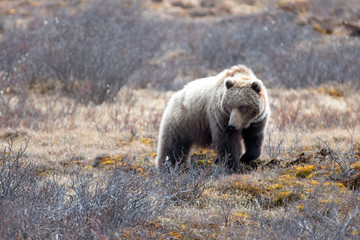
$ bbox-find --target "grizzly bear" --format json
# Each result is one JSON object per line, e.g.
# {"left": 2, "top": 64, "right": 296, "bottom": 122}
{"left": 156, "top": 65, "right": 270, "bottom": 173}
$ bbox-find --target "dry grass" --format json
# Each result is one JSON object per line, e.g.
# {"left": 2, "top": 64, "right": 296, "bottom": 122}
{"left": 2, "top": 85, "right": 358, "bottom": 166}
{"left": 1, "top": 85, "right": 360, "bottom": 238}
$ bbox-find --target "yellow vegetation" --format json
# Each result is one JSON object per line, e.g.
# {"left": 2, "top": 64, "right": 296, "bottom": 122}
{"left": 279, "top": 174, "right": 297, "bottom": 180}
{"left": 271, "top": 183, "right": 282, "bottom": 190}
{"left": 297, "top": 204, "right": 304, "bottom": 211}
{"left": 351, "top": 161, "right": 360, "bottom": 170}
{"left": 169, "top": 231, "right": 182, "bottom": 239}
{"left": 192, "top": 148, "right": 217, "bottom": 167}
{"left": 61, "top": 160, "right": 85, "bottom": 167}
{"left": 336, "top": 182, "right": 346, "bottom": 189}
{"left": 322, "top": 182, "right": 347, "bottom": 191}
{"left": 312, "top": 24, "right": 330, "bottom": 35}
{"left": 92, "top": 154, "right": 146, "bottom": 175}
{"left": 95, "top": 154, "right": 123, "bottom": 166}
{"left": 219, "top": 193, "right": 230, "bottom": 200}
{"left": 140, "top": 137, "right": 153, "bottom": 145}
{"left": 319, "top": 199, "right": 329, "bottom": 204}
{"left": 197, "top": 159, "right": 213, "bottom": 167}
{"left": 317, "top": 86, "right": 344, "bottom": 97}
{"left": 234, "top": 180, "right": 265, "bottom": 198}
{"left": 37, "top": 168, "right": 53, "bottom": 178}
{"left": 272, "top": 191, "right": 304, "bottom": 206}
{"left": 231, "top": 212, "right": 249, "bottom": 224}
{"left": 310, "top": 180, "right": 319, "bottom": 185}
{"left": 294, "top": 165, "right": 316, "bottom": 178}
{"left": 277, "top": 0, "right": 310, "bottom": 13}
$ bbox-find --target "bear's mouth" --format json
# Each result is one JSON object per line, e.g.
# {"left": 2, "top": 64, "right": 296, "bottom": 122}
{"left": 227, "top": 121, "right": 241, "bottom": 131}
{"left": 227, "top": 125, "right": 238, "bottom": 132}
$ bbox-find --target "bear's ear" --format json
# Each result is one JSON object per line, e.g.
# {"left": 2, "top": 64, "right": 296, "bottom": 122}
{"left": 225, "top": 80, "right": 234, "bottom": 89}
{"left": 251, "top": 81, "right": 261, "bottom": 94}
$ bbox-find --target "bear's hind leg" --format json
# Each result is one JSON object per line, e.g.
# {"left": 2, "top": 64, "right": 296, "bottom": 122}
{"left": 157, "top": 137, "right": 191, "bottom": 171}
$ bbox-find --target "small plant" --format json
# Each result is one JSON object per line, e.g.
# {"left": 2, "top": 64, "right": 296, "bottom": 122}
{"left": 294, "top": 165, "right": 316, "bottom": 178}
{"left": 159, "top": 167, "right": 211, "bottom": 205}
{"left": 0, "top": 136, "right": 31, "bottom": 199}
{"left": 318, "top": 128, "right": 360, "bottom": 190}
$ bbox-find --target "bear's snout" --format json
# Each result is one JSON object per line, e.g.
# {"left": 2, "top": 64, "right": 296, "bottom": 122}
{"left": 228, "top": 108, "right": 242, "bottom": 130}
{"left": 227, "top": 124, "right": 237, "bottom": 131}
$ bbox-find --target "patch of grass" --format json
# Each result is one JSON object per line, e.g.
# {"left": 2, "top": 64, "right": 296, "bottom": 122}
{"left": 0, "top": 144, "right": 177, "bottom": 239}
{"left": 294, "top": 164, "right": 316, "bottom": 178}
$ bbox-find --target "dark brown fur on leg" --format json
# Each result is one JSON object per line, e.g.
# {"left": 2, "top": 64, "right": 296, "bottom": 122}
{"left": 156, "top": 128, "right": 192, "bottom": 172}
{"left": 213, "top": 127, "right": 242, "bottom": 173}
{"left": 240, "top": 120, "right": 266, "bottom": 169}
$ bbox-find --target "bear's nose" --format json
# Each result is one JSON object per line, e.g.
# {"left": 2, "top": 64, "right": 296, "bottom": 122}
{"left": 228, "top": 124, "right": 236, "bottom": 131}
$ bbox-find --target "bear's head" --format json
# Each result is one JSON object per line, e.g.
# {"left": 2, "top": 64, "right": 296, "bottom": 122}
{"left": 221, "top": 78, "right": 266, "bottom": 130}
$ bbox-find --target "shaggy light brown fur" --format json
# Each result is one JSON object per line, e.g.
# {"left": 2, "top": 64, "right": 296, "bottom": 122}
{"left": 156, "top": 65, "right": 270, "bottom": 173}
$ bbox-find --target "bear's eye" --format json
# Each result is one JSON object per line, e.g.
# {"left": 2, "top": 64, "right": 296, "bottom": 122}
{"left": 238, "top": 106, "right": 245, "bottom": 112}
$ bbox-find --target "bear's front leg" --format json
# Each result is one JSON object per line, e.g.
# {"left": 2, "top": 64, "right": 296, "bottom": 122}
{"left": 240, "top": 120, "right": 266, "bottom": 167}
{"left": 213, "top": 129, "right": 242, "bottom": 173}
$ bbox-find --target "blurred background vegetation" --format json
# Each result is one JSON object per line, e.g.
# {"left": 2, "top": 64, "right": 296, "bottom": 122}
{"left": 1, "top": 0, "right": 359, "bottom": 104}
